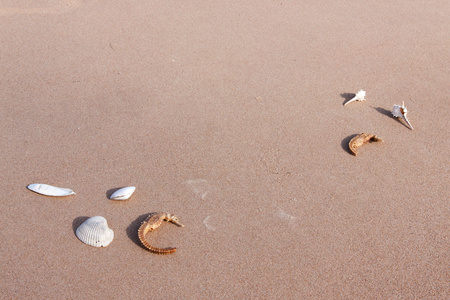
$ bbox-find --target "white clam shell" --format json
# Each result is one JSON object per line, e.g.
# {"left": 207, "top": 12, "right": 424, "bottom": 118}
{"left": 27, "top": 183, "right": 75, "bottom": 197}
{"left": 76, "top": 216, "right": 114, "bottom": 247}
{"left": 110, "top": 186, "right": 136, "bottom": 200}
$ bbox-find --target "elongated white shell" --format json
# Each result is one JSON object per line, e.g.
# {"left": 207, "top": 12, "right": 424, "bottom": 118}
{"left": 344, "top": 89, "right": 366, "bottom": 106}
{"left": 75, "top": 216, "right": 114, "bottom": 247}
{"left": 27, "top": 183, "right": 75, "bottom": 196}
{"left": 110, "top": 186, "right": 136, "bottom": 200}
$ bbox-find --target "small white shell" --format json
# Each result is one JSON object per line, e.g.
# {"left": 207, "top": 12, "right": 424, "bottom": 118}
{"left": 392, "top": 101, "right": 413, "bottom": 130}
{"left": 75, "top": 216, "right": 114, "bottom": 247}
{"left": 27, "top": 183, "right": 75, "bottom": 197}
{"left": 392, "top": 103, "right": 404, "bottom": 118}
{"left": 110, "top": 186, "right": 136, "bottom": 200}
{"left": 344, "top": 89, "right": 366, "bottom": 106}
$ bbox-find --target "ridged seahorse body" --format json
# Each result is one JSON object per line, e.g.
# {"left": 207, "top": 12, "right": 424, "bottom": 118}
{"left": 138, "top": 212, "right": 184, "bottom": 254}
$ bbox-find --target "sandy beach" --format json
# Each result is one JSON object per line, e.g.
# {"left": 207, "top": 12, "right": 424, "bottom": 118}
{"left": 1, "top": 1, "right": 449, "bottom": 298}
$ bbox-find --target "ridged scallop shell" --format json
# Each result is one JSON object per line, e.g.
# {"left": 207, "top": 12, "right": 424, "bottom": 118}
{"left": 110, "top": 186, "right": 136, "bottom": 200}
{"left": 27, "top": 183, "right": 75, "bottom": 196}
{"left": 75, "top": 216, "right": 114, "bottom": 247}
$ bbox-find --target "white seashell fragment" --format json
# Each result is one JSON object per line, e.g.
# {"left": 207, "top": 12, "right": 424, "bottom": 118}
{"left": 203, "top": 216, "right": 216, "bottom": 231}
{"left": 75, "top": 216, "right": 114, "bottom": 247}
{"left": 344, "top": 89, "right": 366, "bottom": 106}
{"left": 27, "top": 183, "right": 75, "bottom": 197}
{"left": 110, "top": 186, "right": 136, "bottom": 200}
{"left": 392, "top": 101, "right": 413, "bottom": 130}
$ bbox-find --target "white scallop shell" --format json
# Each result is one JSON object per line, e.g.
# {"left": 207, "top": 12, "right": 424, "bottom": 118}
{"left": 110, "top": 186, "right": 136, "bottom": 200}
{"left": 75, "top": 216, "right": 114, "bottom": 247}
{"left": 344, "top": 89, "right": 366, "bottom": 106}
{"left": 27, "top": 183, "right": 75, "bottom": 196}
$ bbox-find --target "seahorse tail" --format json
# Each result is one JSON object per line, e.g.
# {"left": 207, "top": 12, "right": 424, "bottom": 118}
{"left": 138, "top": 222, "right": 177, "bottom": 254}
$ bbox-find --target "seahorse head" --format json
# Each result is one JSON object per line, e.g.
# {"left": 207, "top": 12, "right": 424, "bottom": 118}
{"left": 167, "top": 214, "right": 184, "bottom": 227}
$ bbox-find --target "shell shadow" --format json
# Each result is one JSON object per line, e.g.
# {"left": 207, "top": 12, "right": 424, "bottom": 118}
{"left": 342, "top": 134, "right": 359, "bottom": 155}
{"left": 371, "top": 106, "right": 409, "bottom": 129}
{"left": 106, "top": 188, "right": 121, "bottom": 199}
{"left": 126, "top": 213, "right": 151, "bottom": 249}
{"left": 372, "top": 106, "right": 393, "bottom": 118}
{"left": 341, "top": 93, "right": 356, "bottom": 106}
{"left": 72, "top": 216, "right": 90, "bottom": 235}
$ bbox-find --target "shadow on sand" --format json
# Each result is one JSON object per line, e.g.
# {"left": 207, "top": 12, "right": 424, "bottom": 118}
{"left": 340, "top": 92, "right": 356, "bottom": 106}
{"left": 126, "top": 213, "right": 151, "bottom": 249}
{"left": 72, "top": 216, "right": 90, "bottom": 235}
{"left": 106, "top": 187, "right": 122, "bottom": 199}
{"left": 341, "top": 134, "right": 359, "bottom": 155}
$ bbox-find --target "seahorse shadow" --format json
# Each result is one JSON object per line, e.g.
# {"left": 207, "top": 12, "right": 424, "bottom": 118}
{"left": 72, "top": 216, "right": 90, "bottom": 235}
{"left": 341, "top": 134, "right": 359, "bottom": 155}
{"left": 371, "top": 106, "right": 409, "bottom": 129}
{"left": 341, "top": 93, "right": 356, "bottom": 106}
{"left": 127, "top": 213, "right": 152, "bottom": 249}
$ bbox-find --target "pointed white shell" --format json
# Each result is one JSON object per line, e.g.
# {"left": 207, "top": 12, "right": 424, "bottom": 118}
{"left": 344, "top": 89, "right": 366, "bottom": 106}
{"left": 27, "top": 183, "right": 75, "bottom": 196}
{"left": 110, "top": 186, "right": 136, "bottom": 200}
{"left": 75, "top": 216, "right": 114, "bottom": 247}
{"left": 392, "top": 104, "right": 403, "bottom": 118}
{"left": 392, "top": 102, "right": 414, "bottom": 130}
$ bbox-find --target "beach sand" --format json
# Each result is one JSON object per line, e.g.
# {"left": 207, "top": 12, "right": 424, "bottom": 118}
{"left": 1, "top": 1, "right": 449, "bottom": 298}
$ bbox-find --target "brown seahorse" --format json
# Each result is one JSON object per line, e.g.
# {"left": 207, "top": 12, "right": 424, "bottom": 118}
{"left": 349, "top": 133, "right": 383, "bottom": 156}
{"left": 138, "top": 212, "right": 184, "bottom": 254}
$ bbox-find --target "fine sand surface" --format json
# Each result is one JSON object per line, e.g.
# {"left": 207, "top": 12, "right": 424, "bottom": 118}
{"left": 1, "top": 1, "right": 449, "bottom": 298}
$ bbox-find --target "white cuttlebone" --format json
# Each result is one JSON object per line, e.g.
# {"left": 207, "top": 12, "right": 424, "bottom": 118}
{"left": 27, "top": 183, "right": 75, "bottom": 196}
{"left": 75, "top": 216, "right": 114, "bottom": 247}
{"left": 344, "top": 89, "right": 366, "bottom": 106}
{"left": 109, "top": 186, "right": 136, "bottom": 200}
{"left": 392, "top": 101, "right": 414, "bottom": 130}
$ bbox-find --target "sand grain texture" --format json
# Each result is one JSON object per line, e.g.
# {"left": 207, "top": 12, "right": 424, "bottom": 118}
{"left": 1, "top": 0, "right": 449, "bottom": 298}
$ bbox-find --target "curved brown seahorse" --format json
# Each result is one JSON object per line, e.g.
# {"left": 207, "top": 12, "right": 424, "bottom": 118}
{"left": 349, "top": 133, "right": 383, "bottom": 156}
{"left": 138, "top": 212, "right": 184, "bottom": 254}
